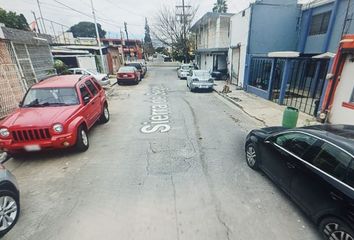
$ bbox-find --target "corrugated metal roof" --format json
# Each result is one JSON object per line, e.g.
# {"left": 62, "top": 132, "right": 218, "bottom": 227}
{"left": 0, "top": 26, "right": 52, "bottom": 45}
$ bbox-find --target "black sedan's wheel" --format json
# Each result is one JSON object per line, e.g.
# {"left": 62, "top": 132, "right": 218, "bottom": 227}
{"left": 0, "top": 190, "right": 19, "bottom": 237}
{"left": 319, "top": 217, "right": 354, "bottom": 240}
{"left": 245, "top": 143, "right": 259, "bottom": 170}
{"left": 75, "top": 125, "right": 89, "bottom": 152}
{"left": 100, "top": 104, "right": 110, "bottom": 124}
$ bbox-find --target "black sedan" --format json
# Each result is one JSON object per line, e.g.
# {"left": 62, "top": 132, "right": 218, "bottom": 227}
{"left": 0, "top": 164, "right": 20, "bottom": 237}
{"left": 245, "top": 125, "right": 354, "bottom": 240}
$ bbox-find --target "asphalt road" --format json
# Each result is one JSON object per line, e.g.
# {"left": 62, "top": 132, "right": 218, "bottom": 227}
{"left": 4, "top": 66, "right": 321, "bottom": 240}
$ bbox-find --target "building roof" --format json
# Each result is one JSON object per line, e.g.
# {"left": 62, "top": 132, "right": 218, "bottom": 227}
{"left": 196, "top": 48, "right": 229, "bottom": 53}
{"left": 32, "top": 75, "right": 86, "bottom": 88}
{"left": 0, "top": 26, "right": 52, "bottom": 45}
{"left": 51, "top": 47, "right": 90, "bottom": 54}
{"left": 191, "top": 12, "right": 234, "bottom": 31}
{"left": 60, "top": 45, "right": 108, "bottom": 50}
{"left": 301, "top": 0, "right": 334, "bottom": 10}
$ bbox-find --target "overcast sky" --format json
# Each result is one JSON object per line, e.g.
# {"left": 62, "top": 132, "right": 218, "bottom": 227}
{"left": 0, "top": 0, "right": 311, "bottom": 39}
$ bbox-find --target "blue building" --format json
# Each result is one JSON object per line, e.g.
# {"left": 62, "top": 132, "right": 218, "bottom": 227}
{"left": 230, "top": 0, "right": 354, "bottom": 116}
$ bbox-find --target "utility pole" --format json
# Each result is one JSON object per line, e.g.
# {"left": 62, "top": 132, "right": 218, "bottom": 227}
{"left": 176, "top": 0, "right": 191, "bottom": 63}
{"left": 36, "top": 0, "right": 47, "bottom": 34}
{"left": 124, "top": 22, "right": 129, "bottom": 40}
{"left": 31, "top": 11, "right": 40, "bottom": 34}
{"left": 90, "top": 0, "right": 106, "bottom": 73}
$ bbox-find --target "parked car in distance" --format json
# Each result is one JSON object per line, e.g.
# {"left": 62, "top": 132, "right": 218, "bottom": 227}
{"left": 135, "top": 59, "right": 147, "bottom": 73}
{"left": 0, "top": 75, "right": 110, "bottom": 154}
{"left": 125, "top": 62, "right": 145, "bottom": 78}
{"left": 164, "top": 57, "right": 172, "bottom": 62}
{"left": 187, "top": 70, "right": 214, "bottom": 92}
{"left": 117, "top": 66, "right": 141, "bottom": 85}
{"left": 245, "top": 124, "right": 354, "bottom": 240}
{"left": 177, "top": 64, "right": 193, "bottom": 79}
{"left": 67, "top": 68, "right": 110, "bottom": 86}
{"left": 0, "top": 164, "right": 20, "bottom": 237}
{"left": 211, "top": 69, "right": 228, "bottom": 80}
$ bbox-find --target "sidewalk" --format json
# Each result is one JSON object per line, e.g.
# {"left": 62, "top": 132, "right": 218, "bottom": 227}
{"left": 213, "top": 81, "right": 319, "bottom": 127}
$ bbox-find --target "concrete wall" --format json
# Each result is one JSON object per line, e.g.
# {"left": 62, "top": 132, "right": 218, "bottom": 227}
{"left": 329, "top": 55, "right": 354, "bottom": 124}
{"left": 200, "top": 53, "right": 214, "bottom": 71}
{"left": 229, "top": 7, "right": 251, "bottom": 87}
{"left": 249, "top": 3, "right": 300, "bottom": 54}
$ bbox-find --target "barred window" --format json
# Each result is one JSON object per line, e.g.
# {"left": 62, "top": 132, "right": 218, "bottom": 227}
{"left": 309, "top": 11, "right": 331, "bottom": 35}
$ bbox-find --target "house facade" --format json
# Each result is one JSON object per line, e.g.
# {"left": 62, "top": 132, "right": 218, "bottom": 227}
{"left": 321, "top": 34, "right": 354, "bottom": 124}
{"left": 101, "top": 38, "right": 143, "bottom": 61}
{"left": 229, "top": 0, "right": 354, "bottom": 117}
{"left": 191, "top": 12, "right": 233, "bottom": 73}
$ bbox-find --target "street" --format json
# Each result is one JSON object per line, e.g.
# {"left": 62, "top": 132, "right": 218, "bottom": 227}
{"left": 4, "top": 66, "right": 320, "bottom": 240}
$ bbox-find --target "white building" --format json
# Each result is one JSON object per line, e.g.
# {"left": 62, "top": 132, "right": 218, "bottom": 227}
{"left": 191, "top": 12, "right": 233, "bottom": 73}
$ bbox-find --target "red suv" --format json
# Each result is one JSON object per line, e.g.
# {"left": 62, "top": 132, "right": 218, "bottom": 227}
{"left": 0, "top": 75, "right": 110, "bottom": 154}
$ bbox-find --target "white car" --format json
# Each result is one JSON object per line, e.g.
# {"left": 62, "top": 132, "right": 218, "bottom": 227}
{"left": 67, "top": 68, "right": 110, "bottom": 86}
{"left": 177, "top": 64, "right": 193, "bottom": 79}
{"left": 187, "top": 70, "right": 214, "bottom": 92}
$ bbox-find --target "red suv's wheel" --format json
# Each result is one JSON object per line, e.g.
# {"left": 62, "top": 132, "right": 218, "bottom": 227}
{"left": 100, "top": 105, "right": 110, "bottom": 123}
{"left": 75, "top": 125, "right": 89, "bottom": 152}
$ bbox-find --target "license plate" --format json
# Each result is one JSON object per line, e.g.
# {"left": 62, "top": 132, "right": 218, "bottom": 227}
{"left": 24, "top": 144, "right": 41, "bottom": 152}
{"left": 123, "top": 75, "right": 128, "bottom": 77}
{"left": 199, "top": 86, "right": 209, "bottom": 88}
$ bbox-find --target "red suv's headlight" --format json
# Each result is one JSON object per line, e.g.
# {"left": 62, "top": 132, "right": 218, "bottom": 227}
{"left": 52, "top": 124, "right": 64, "bottom": 134}
{"left": 0, "top": 128, "right": 10, "bottom": 138}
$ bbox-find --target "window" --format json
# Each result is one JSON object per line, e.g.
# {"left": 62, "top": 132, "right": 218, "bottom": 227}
{"left": 92, "top": 80, "right": 102, "bottom": 90}
{"left": 309, "top": 11, "right": 331, "bottom": 35}
{"left": 346, "top": 160, "right": 354, "bottom": 188}
{"left": 85, "top": 80, "right": 98, "bottom": 96}
{"left": 75, "top": 70, "right": 84, "bottom": 75}
{"left": 350, "top": 88, "right": 354, "bottom": 103}
{"left": 22, "top": 88, "right": 79, "bottom": 107}
{"left": 275, "top": 132, "right": 317, "bottom": 157}
{"left": 79, "top": 85, "right": 90, "bottom": 102}
{"left": 311, "top": 143, "right": 352, "bottom": 180}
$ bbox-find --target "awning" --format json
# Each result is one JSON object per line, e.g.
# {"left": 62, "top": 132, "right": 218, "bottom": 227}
{"left": 267, "top": 51, "right": 300, "bottom": 58}
{"left": 312, "top": 52, "right": 336, "bottom": 59}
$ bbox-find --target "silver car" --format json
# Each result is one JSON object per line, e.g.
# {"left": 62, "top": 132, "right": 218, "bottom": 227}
{"left": 187, "top": 70, "right": 214, "bottom": 92}
{"left": 177, "top": 64, "right": 193, "bottom": 79}
{"left": 0, "top": 164, "right": 20, "bottom": 237}
{"left": 67, "top": 68, "right": 110, "bottom": 86}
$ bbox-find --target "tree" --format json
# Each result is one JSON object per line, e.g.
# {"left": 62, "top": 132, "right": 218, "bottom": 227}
{"left": 0, "top": 8, "right": 29, "bottom": 31}
{"left": 143, "top": 18, "right": 155, "bottom": 56}
{"left": 213, "top": 0, "right": 228, "bottom": 13}
{"left": 155, "top": 47, "right": 169, "bottom": 56}
{"left": 153, "top": 3, "right": 197, "bottom": 63}
{"left": 69, "top": 21, "right": 106, "bottom": 38}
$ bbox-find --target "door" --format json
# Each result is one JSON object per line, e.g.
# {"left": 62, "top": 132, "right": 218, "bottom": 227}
{"left": 261, "top": 132, "right": 317, "bottom": 193}
{"left": 79, "top": 84, "right": 96, "bottom": 128}
{"left": 290, "top": 141, "right": 352, "bottom": 216}
{"left": 84, "top": 79, "right": 100, "bottom": 122}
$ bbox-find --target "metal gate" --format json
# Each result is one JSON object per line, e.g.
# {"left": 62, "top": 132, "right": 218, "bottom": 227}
{"left": 10, "top": 43, "right": 37, "bottom": 88}
{"left": 283, "top": 59, "right": 329, "bottom": 116}
{"left": 270, "top": 59, "right": 286, "bottom": 103}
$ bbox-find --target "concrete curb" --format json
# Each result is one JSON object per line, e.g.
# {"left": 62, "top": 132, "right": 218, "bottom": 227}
{"left": 213, "top": 89, "right": 268, "bottom": 127}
